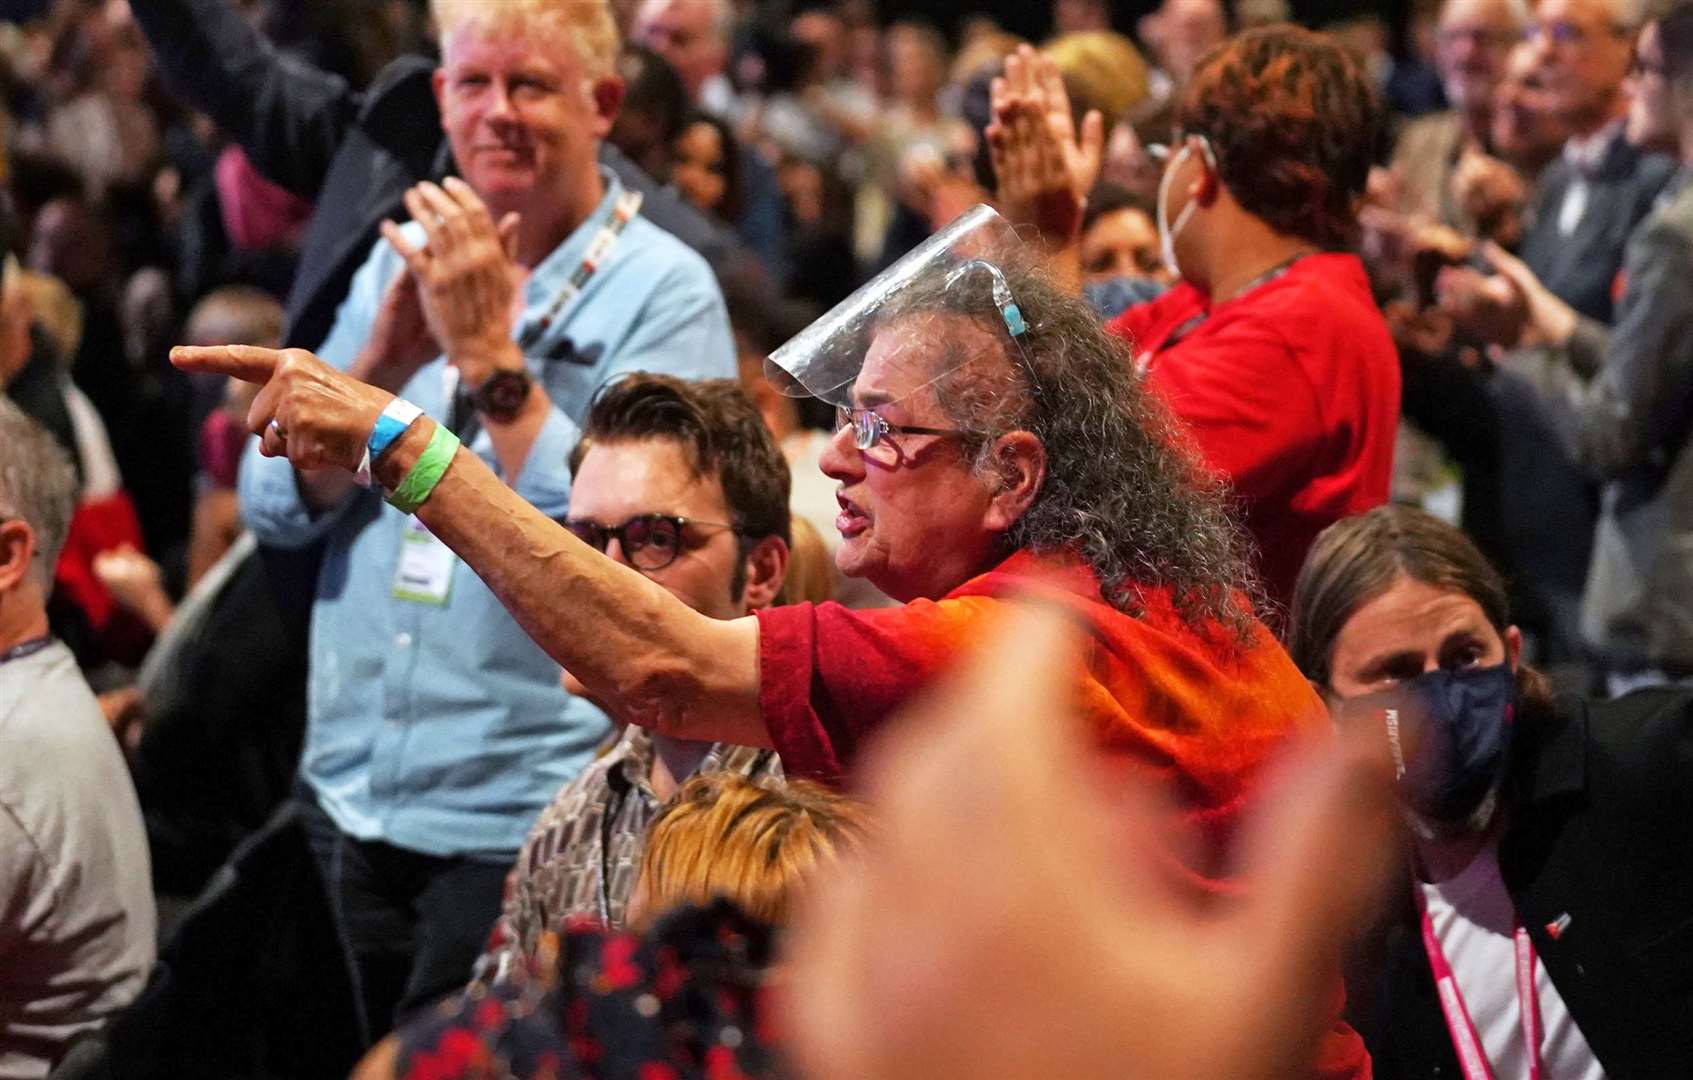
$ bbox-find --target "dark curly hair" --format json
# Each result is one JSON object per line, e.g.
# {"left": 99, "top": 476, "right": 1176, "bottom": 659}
{"left": 1176, "top": 25, "right": 1383, "bottom": 251}
{"left": 879, "top": 255, "right": 1259, "bottom": 639}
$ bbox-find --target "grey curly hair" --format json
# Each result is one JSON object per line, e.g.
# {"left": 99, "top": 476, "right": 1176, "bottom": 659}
{"left": 880, "top": 256, "right": 1259, "bottom": 636}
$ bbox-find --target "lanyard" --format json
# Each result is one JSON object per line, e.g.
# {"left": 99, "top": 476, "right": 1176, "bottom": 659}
{"left": 0, "top": 636, "right": 52, "bottom": 664}
{"left": 515, "top": 187, "right": 643, "bottom": 351}
{"left": 449, "top": 187, "right": 644, "bottom": 437}
{"left": 1146, "top": 253, "right": 1309, "bottom": 359}
{"left": 1414, "top": 884, "right": 1543, "bottom": 1080}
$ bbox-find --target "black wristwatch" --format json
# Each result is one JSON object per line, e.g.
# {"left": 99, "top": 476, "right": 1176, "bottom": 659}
{"left": 475, "top": 367, "right": 533, "bottom": 422}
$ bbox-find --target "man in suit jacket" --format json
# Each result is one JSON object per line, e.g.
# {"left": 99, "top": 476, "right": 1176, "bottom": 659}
{"left": 1479, "top": 6, "right": 1693, "bottom": 684}
{"left": 131, "top": 0, "right": 739, "bottom": 354}
{"left": 1362, "top": 688, "right": 1693, "bottom": 1080}
{"left": 1442, "top": 0, "right": 1675, "bottom": 674}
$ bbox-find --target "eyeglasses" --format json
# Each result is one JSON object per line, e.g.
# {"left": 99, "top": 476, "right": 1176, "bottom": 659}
{"left": 1521, "top": 19, "right": 1630, "bottom": 47}
{"left": 834, "top": 406, "right": 977, "bottom": 460}
{"left": 563, "top": 513, "right": 738, "bottom": 571}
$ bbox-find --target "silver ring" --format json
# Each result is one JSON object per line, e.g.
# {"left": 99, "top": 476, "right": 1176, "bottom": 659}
{"left": 269, "top": 418, "right": 287, "bottom": 439}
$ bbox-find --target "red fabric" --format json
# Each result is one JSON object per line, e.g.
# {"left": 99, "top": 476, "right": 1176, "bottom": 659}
{"left": 1107, "top": 254, "right": 1400, "bottom": 608}
{"left": 197, "top": 409, "right": 247, "bottom": 490}
{"left": 53, "top": 490, "right": 153, "bottom": 664}
{"left": 757, "top": 549, "right": 1325, "bottom": 865}
{"left": 755, "top": 549, "right": 1371, "bottom": 1077}
{"left": 215, "top": 145, "right": 312, "bottom": 252}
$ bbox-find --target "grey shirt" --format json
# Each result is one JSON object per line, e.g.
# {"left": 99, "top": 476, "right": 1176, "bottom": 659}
{"left": 0, "top": 641, "right": 155, "bottom": 1077}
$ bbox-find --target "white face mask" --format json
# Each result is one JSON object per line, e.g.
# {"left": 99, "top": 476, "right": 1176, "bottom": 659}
{"left": 1155, "top": 136, "right": 1212, "bottom": 280}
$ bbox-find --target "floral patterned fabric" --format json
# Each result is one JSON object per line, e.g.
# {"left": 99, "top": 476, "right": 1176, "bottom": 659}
{"left": 399, "top": 901, "right": 786, "bottom": 1080}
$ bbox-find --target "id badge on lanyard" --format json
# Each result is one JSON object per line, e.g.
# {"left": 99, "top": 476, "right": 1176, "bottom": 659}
{"left": 393, "top": 515, "right": 455, "bottom": 605}
{"left": 1414, "top": 885, "right": 1544, "bottom": 1080}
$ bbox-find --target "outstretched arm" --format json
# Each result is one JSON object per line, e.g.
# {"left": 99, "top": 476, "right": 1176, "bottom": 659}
{"left": 172, "top": 344, "right": 770, "bottom": 749}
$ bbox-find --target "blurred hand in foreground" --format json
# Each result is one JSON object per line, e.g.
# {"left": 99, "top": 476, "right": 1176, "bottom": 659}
{"left": 785, "top": 600, "right": 1396, "bottom": 1080}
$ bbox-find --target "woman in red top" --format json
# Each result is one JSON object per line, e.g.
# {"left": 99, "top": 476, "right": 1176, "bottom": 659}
{"left": 994, "top": 28, "right": 1402, "bottom": 610}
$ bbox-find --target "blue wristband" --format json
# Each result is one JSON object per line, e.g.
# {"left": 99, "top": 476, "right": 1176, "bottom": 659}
{"left": 370, "top": 399, "right": 425, "bottom": 461}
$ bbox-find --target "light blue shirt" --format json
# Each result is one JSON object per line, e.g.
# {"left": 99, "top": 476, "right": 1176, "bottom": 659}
{"left": 239, "top": 172, "right": 735, "bottom": 856}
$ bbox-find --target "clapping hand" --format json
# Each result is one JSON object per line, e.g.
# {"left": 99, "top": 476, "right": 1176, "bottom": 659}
{"left": 986, "top": 44, "right": 1104, "bottom": 245}
{"left": 380, "top": 178, "right": 525, "bottom": 390}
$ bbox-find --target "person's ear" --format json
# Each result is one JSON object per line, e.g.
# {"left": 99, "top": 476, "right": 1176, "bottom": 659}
{"left": 982, "top": 430, "right": 1046, "bottom": 534}
{"left": 0, "top": 519, "right": 38, "bottom": 595}
{"left": 432, "top": 68, "right": 449, "bottom": 131}
{"left": 1192, "top": 138, "right": 1221, "bottom": 206}
{"left": 739, "top": 534, "right": 789, "bottom": 613}
{"left": 591, "top": 75, "right": 627, "bottom": 137}
{"left": 1504, "top": 624, "right": 1523, "bottom": 673}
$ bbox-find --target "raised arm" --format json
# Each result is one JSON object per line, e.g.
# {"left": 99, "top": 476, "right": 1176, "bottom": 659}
{"left": 172, "top": 344, "right": 770, "bottom": 749}
{"left": 130, "top": 0, "right": 362, "bottom": 199}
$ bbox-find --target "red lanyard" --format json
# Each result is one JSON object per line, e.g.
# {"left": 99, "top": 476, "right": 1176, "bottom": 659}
{"left": 1414, "top": 884, "right": 1543, "bottom": 1080}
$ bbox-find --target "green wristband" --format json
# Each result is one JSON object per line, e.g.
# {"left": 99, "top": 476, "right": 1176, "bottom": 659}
{"left": 386, "top": 423, "right": 461, "bottom": 515}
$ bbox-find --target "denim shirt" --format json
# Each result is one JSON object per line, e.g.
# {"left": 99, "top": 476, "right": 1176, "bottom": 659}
{"left": 239, "top": 172, "right": 735, "bottom": 856}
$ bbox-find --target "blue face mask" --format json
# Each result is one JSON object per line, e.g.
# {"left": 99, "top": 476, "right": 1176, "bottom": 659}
{"left": 1338, "top": 664, "right": 1519, "bottom": 826}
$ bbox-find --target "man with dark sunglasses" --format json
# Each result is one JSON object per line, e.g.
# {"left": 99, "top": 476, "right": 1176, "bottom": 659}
{"left": 473, "top": 374, "right": 789, "bottom": 983}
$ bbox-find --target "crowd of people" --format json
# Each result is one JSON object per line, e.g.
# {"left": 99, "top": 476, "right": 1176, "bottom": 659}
{"left": 2, "top": 0, "right": 1691, "bottom": 1077}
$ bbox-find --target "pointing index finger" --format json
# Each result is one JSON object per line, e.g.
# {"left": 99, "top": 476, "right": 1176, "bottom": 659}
{"left": 170, "top": 343, "right": 284, "bottom": 384}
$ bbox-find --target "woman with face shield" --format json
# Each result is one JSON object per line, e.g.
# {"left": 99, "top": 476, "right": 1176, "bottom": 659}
{"left": 1288, "top": 504, "right": 1693, "bottom": 1079}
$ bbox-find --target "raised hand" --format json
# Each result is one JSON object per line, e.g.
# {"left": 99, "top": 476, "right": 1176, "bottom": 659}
{"left": 355, "top": 263, "right": 440, "bottom": 391}
{"left": 986, "top": 44, "right": 1104, "bottom": 245}
{"left": 381, "top": 177, "right": 524, "bottom": 390}
{"left": 171, "top": 344, "right": 391, "bottom": 474}
{"left": 785, "top": 601, "right": 1394, "bottom": 1080}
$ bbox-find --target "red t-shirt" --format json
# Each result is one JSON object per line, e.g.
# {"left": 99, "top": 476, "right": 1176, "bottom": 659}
{"left": 756, "top": 549, "right": 1324, "bottom": 868}
{"left": 1108, "top": 253, "right": 1400, "bottom": 609}
{"left": 755, "top": 548, "right": 1371, "bottom": 1079}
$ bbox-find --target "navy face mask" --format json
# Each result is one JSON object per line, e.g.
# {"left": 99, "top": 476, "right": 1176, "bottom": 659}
{"left": 1338, "top": 664, "right": 1519, "bottom": 826}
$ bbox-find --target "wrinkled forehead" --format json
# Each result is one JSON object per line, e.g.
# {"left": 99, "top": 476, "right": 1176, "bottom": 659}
{"left": 854, "top": 313, "right": 1010, "bottom": 407}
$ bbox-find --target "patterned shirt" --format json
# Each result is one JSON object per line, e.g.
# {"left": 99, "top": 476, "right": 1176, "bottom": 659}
{"left": 402, "top": 901, "right": 784, "bottom": 1080}
{"left": 478, "top": 726, "right": 781, "bottom": 983}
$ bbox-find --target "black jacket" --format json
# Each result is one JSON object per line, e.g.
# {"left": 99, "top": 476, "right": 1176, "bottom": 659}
{"left": 1359, "top": 689, "right": 1693, "bottom": 1079}
{"left": 132, "top": 0, "right": 740, "bottom": 351}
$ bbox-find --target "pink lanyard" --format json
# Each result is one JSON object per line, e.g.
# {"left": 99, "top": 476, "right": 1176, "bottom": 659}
{"left": 1414, "top": 885, "right": 1543, "bottom": 1080}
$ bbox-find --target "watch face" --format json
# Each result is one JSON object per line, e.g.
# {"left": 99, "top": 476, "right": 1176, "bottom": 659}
{"left": 478, "top": 368, "right": 533, "bottom": 420}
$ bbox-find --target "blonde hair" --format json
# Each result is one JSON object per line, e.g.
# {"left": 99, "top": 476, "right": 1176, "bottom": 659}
{"left": 776, "top": 515, "right": 836, "bottom": 606}
{"left": 431, "top": 0, "right": 621, "bottom": 78}
{"left": 633, "top": 775, "right": 867, "bottom": 930}
{"left": 1042, "top": 31, "right": 1150, "bottom": 127}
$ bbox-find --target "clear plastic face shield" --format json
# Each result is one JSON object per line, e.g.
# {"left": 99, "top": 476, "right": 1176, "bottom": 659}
{"left": 765, "top": 205, "right": 1035, "bottom": 464}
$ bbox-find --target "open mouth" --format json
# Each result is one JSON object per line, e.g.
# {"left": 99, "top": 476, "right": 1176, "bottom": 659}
{"left": 836, "top": 493, "right": 870, "bottom": 538}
